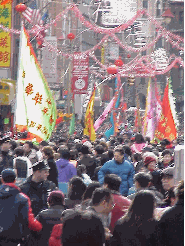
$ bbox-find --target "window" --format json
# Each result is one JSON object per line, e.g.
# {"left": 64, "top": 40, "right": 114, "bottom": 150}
{"left": 143, "top": 0, "right": 148, "bottom": 9}
{"left": 179, "top": 11, "right": 184, "bottom": 25}
{"left": 156, "top": 0, "right": 161, "bottom": 17}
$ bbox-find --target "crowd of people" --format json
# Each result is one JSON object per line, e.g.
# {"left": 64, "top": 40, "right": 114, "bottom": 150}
{"left": 0, "top": 128, "right": 184, "bottom": 246}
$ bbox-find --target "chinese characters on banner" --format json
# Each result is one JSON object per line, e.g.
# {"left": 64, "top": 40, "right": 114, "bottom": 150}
{"left": 0, "top": 1, "right": 11, "bottom": 67}
{"left": 71, "top": 53, "right": 89, "bottom": 94}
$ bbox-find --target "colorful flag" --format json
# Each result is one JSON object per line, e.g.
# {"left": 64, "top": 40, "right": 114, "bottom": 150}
{"left": 155, "top": 78, "right": 177, "bottom": 142}
{"left": 22, "top": 7, "right": 43, "bottom": 26}
{"left": 83, "top": 86, "right": 96, "bottom": 141}
{"left": 14, "top": 24, "right": 57, "bottom": 143}
{"left": 69, "top": 103, "right": 75, "bottom": 135}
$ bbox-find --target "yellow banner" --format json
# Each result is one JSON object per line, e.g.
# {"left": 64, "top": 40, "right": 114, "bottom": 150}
{"left": 0, "top": 1, "right": 12, "bottom": 67}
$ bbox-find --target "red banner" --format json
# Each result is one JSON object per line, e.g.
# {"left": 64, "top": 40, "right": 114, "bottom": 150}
{"left": 71, "top": 53, "right": 89, "bottom": 94}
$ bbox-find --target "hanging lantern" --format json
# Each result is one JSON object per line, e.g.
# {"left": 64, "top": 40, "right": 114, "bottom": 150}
{"left": 114, "top": 59, "right": 123, "bottom": 67}
{"left": 107, "top": 65, "right": 118, "bottom": 74}
{"left": 67, "top": 33, "right": 75, "bottom": 40}
{"left": 15, "top": 3, "right": 27, "bottom": 13}
{"left": 127, "top": 54, "right": 131, "bottom": 58}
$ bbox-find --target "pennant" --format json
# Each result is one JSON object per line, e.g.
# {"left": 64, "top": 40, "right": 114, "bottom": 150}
{"left": 69, "top": 103, "right": 75, "bottom": 135}
{"left": 83, "top": 86, "right": 96, "bottom": 141}
{"left": 14, "top": 24, "right": 57, "bottom": 143}
{"left": 155, "top": 78, "right": 177, "bottom": 142}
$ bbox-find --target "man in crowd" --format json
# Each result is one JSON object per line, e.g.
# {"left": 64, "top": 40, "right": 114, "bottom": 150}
{"left": 98, "top": 146, "right": 135, "bottom": 196}
{"left": 19, "top": 160, "right": 56, "bottom": 216}
{"left": 23, "top": 141, "right": 38, "bottom": 164}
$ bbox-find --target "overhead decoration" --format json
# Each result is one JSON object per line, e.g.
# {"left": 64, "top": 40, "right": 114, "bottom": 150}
{"left": 107, "top": 65, "right": 118, "bottom": 75}
{"left": 1, "top": 0, "right": 12, "bottom": 5}
{"left": 67, "top": 33, "right": 75, "bottom": 40}
{"left": 114, "top": 59, "right": 124, "bottom": 67}
{"left": 15, "top": 3, "right": 27, "bottom": 13}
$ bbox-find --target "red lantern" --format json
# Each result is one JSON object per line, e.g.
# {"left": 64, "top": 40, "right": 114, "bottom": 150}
{"left": 174, "top": 64, "right": 179, "bottom": 69}
{"left": 127, "top": 54, "right": 131, "bottom": 58}
{"left": 67, "top": 33, "right": 75, "bottom": 40}
{"left": 114, "top": 59, "right": 123, "bottom": 67}
{"left": 15, "top": 3, "right": 27, "bottom": 13}
{"left": 107, "top": 65, "right": 118, "bottom": 74}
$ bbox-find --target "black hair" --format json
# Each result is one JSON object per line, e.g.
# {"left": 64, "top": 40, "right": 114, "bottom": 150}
{"left": 69, "top": 149, "right": 78, "bottom": 160}
{"left": 134, "top": 172, "right": 152, "bottom": 188}
{"left": 104, "top": 174, "right": 121, "bottom": 192}
{"left": 39, "top": 140, "right": 48, "bottom": 147}
{"left": 77, "top": 164, "right": 87, "bottom": 177}
{"left": 58, "top": 146, "right": 70, "bottom": 160}
{"left": 135, "top": 134, "right": 145, "bottom": 144}
{"left": 123, "top": 146, "right": 132, "bottom": 157}
{"left": 108, "top": 148, "right": 114, "bottom": 160}
{"left": 94, "top": 145, "right": 104, "bottom": 155}
{"left": 114, "top": 146, "right": 124, "bottom": 156}
{"left": 9, "top": 140, "right": 17, "bottom": 151}
{"left": 68, "top": 176, "right": 87, "bottom": 200}
{"left": 83, "top": 181, "right": 101, "bottom": 200}
{"left": 133, "top": 153, "right": 142, "bottom": 162}
{"left": 161, "top": 149, "right": 172, "bottom": 157}
{"left": 14, "top": 147, "right": 24, "bottom": 157}
{"left": 24, "top": 141, "right": 33, "bottom": 149}
{"left": 91, "top": 187, "right": 111, "bottom": 206}
{"left": 81, "top": 145, "right": 90, "bottom": 155}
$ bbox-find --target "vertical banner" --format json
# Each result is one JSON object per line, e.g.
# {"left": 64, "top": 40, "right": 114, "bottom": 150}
{"left": 0, "top": 1, "right": 12, "bottom": 67}
{"left": 71, "top": 53, "right": 89, "bottom": 94}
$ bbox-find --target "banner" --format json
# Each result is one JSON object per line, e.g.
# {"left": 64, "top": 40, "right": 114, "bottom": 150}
{"left": 0, "top": 1, "right": 12, "bottom": 67}
{"left": 71, "top": 53, "right": 89, "bottom": 94}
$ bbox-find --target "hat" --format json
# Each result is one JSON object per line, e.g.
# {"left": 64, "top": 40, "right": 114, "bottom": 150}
{"left": 1, "top": 168, "right": 16, "bottom": 183}
{"left": 162, "top": 167, "right": 174, "bottom": 178}
{"left": 32, "top": 161, "right": 50, "bottom": 172}
{"left": 144, "top": 156, "right": 157, "bottom": 166}
{"left": 48, "top": 190, "right": 65, "bottom": 205}
{"left": 74, "top": 139, "right": 81, "bottom": 143}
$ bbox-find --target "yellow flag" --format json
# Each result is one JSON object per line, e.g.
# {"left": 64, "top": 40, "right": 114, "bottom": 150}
{"left": 83, "top": 86, "right": 96, "bottom": 141}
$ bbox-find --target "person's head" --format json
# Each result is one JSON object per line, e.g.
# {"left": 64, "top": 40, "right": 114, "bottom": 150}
{"left": 100, "top": 141, "right": 108, "bottom": 152}
{"left": 133, "top": 153, "right": 142, "bottom": 162}
{"left": 14, "top": 146, "right": 24, "bottom": 157}
{"left": 47, "top": 190, "right": 65, "bottom": 207}
{"left": 58, "top": 146, "right": 70, "bottom": 160}
{"left": 108, "top": 148, "right": 114, "bottom": 160}
{"left": 174, "top": 180, "right": 184, "bottom": 201}
{"left": 134, "top": 172, "right": 152, "bottom": 189}
{"left": 81, "top": 145, "right": 90, "bottom": 155}
{"left": 126, "top": 190, "right": 155, "bottom": 224}
{"left": 135, "top": 134, "right": 145, "bottom": 144}
{"left": 9, "top": 140, "right": 17, "bottom": 151}
{"left": 103, "top": 174, "right": 121, "bottom": 192}
{"left": 162, "top": 167, "right": 175, "bottom": 191}
{"left": 143, "top": 155, "right": 158, "bottom": 172}
{"left": 77, "top": 164, "right": 87, "bottom": 177}
{"left": 94, "top": 145, "right": 104, "bottom": 155}
{"left": 161, "top": 149, "right": 172, "bottom": 164}
{"left": 69, "top": 149, "right": 78, "bottom": 160}
{"left": 32, "top": 161, "right": 50, "bottom": 182}
{"left": 23, "top": 141, "right": 33, "bottom": 153}
{"left": 39, "top": 140, "right": 48, "bottom": 151}
{"left": 1, "top": 168, "right": 16, "bottom": 183}
{"left": 91, "top": 187, "right": 114, "bottom": 214}
{"left": 114, "top": 146, "right": 124, "bottom": 164}
{"left": 82, "top": 181, "right": 101, "bottom": 201}
{"left": 123, "top": 145, "right": 132, "bottom": 157}
{"left": 42, "top": 146, "right": 54, "bottom": 159}
{"left": 68, "top": 176, "right": 87, "bottom": 200}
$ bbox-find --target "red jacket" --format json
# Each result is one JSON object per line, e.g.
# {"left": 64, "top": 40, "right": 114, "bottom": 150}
{"left": 109, "top": 192, "right": 131, "bottom": 233}
{"left": 49, "top": 224, "right": 63, "bottom": 246}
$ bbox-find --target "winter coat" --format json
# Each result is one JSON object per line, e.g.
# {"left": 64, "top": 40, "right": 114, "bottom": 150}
{"left": 13, "top": 156, "right": 33, "bottom": 178}
{"left": 0, "top": 154, "right": 14, "bottom": 174}
{"left": 110, "top": 217, "right": 159, "bottom": 246}
{"left": 77, "top": 154, "right": 96, "bottom": 178}
{"left": 64, "top": 198, "right": 82, "bottom": 209}
{"left": 26, "top": 205, "right": 65, "bottom": 246}
{"left": 158, "top": 199, "right": 184, "bottom": 246}
{"left": 47, "top": 157, "right": 58, "bottom": 187}
{"left": 0, "top": 183, "right": 42, "bottom": 244}
{"left": 98, "top": 159, "right": 135, "bottom": 196}
{"left": 19, "top": 176, "right": 56, "bottom": 216}
{"left": 56, "top": 158, "right": 77, "bottom": 183}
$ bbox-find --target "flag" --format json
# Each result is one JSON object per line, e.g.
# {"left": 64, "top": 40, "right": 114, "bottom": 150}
{"left": 41, "top": 10, "right": 49, "bottom": 25}
{"left": 83, "top": 86, "right": 96, "bottom": 141}
{"left": 155, "top": 78, "right": 178, "bottom": 142}
{"left": 22, "top": 7, "right": 43, "bottom": 26}
{"left": 14, "top": 24, "right": 57, "bottom": 143}
{"left": 94, "top": 96, "right": 115, "bottom": 131}
{"left": 69, "top": 103, "right": 75, "bottom": 135}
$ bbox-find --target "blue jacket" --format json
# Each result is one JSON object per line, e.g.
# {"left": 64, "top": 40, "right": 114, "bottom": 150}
{"left": 56, "top": 158, "right": 77, "bottom": 183}
{"left": 98, "top": 159, "right": 135, "bottom": 196}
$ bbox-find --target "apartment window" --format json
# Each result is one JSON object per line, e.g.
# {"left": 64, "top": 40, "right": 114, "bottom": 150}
{"left": 179, "top": 11, "right": 184, "bottom": 25}
{"left": 143, "top": 0, "right": 148, "bottom": 9}
{"left": 156, "top": 1, "right": 161, "bottom": 17}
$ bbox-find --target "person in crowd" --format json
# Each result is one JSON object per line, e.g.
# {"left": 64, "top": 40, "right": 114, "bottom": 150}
{"left": 37, "top": 140, "right": 49, "bottom": 161}
{"left": 159, "top": 180, "right": 184, "bottom": 246}
{"left": 157, "top": 149, "right": 174, "bottom": 170}
{"left": 110, "top": 190, "right": 159, "bottom": 246}
{"left": 27, "top": 190, "right": 65, "bottom": 246}
{"left": 103, "top": 174, "right": 131, "bottom": 233}
{"left": 49, "top": 209, "right": 105, "bottom": 246}
{"left": 65, "top": 176, "right": 87, "bottom": 209}
{"left": 8, "top": 140, "right": 18, "bottom": 156}
{"left": 0, "top": 168, "right": 42, "bottom": 246}
{"left": 123, "top": 145, "right": 133, "bottom": 162}
{"left": 132, "top": 152, "right": 145, "bottom": 173}
{"left": 23, "top": 141, "right": 39, "bottom": 164}
{"left": 13, "top": 146, "right": 32, "bottom": 185}
{"left": 69, "top": 149, "right": 78, "bottom": 167}
{"left": 94, "top": 144, "right": 109, "bottom": 167}
{"left": 98, "top": 146, "right": 135, "bottom": 196}
{"left": 77, "top": 144, "right": 97, "bottom": 178}
{"left": 19, "top": 160, "right": 56, "bottom": 216}
{"left": 42, "top": 146, "right": 58, "bottom": 187}
{"left": 130, "top": 133, "right": 147, "bottom": 154}
{"left": 0, "top": 142, "right": 14, "bottom": 174}
{"left": 77, "top": 164, "right": 92, "bottom": 186}
{"left": 56, "top": 146, "right": 77, "bottom": 183}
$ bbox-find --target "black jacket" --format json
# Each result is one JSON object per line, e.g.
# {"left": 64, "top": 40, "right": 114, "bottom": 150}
{"left": 158, "top": 199, "right": 184, "bottom": 246}
{"left": 0, "top": 155, "right": 14, "bottom": 174}
{"left": 19, "top": 176, "right": 56, "bottom": 216}
{"left": 27, "top": 205, "right": 65, "bottom": 246}
{"left": 47, "top": 157, "right": 58, "bottom": 187}
{"left": 77, "top": 155, "right": 96, "bottom": 178}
